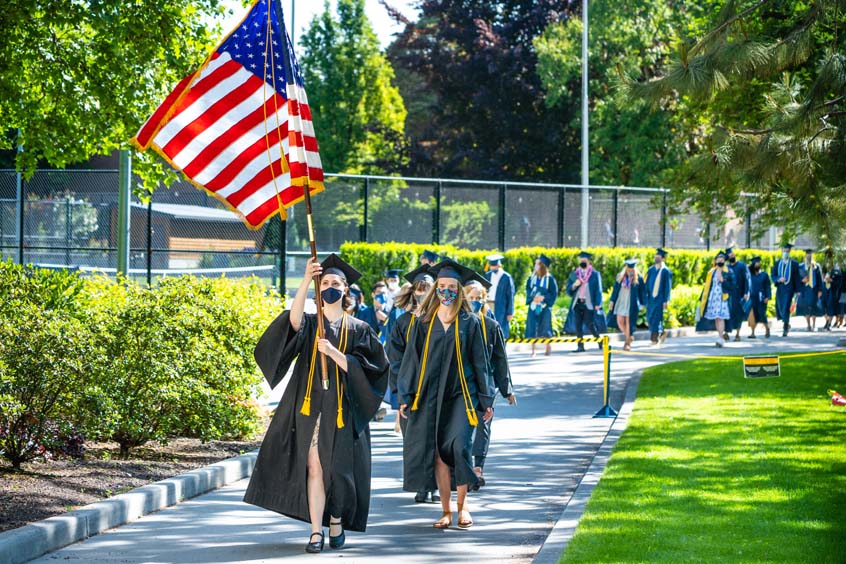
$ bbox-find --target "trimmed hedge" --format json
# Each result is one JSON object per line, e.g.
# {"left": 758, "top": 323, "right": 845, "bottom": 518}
{"left": 339, "top": 242, "right": 793, "bottom": 298}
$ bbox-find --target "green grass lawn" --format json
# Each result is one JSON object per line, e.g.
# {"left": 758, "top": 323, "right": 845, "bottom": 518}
{"left": 561, "top": 352, "right": 846, "bottom": 564}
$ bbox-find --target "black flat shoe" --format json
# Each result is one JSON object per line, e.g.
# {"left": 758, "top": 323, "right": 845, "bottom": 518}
{"left": 305, "top": 532, "right": 324, "bottom": 554}
{"left": 329, "top": 520, "right": 345, "bottom": 549}
{"left": 414, "top": 490, "right": 429, "bottom": 503}
{"left": 430, "top": 491, "right": 440, "bottom": 503}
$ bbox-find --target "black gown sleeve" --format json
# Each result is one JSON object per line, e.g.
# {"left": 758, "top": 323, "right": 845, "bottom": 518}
{"left": 254, "top": 310, "right": 310, "bottom": 390}
{"left": 490, "top": 322, "right": 513, "bottom": 398}
{"left": 344, "top": 324, "right": 389, "bottom": 438}
{"left": 467, "top": 314, "right": 494, "bottom": 411}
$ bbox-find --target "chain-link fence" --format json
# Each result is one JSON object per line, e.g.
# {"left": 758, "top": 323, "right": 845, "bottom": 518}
{"left": 0, "top": 169, "right": 815, "bottom": 295}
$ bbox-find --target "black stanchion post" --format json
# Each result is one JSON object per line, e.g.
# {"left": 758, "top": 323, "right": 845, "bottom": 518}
{"left": 593, "top": 336, "right": 618, "bottom": 418}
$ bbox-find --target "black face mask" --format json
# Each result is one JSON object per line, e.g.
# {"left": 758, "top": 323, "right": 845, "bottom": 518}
{"left": 750, "top": 265, "right": 760, "bottom": 272}
{"left": 716, "top": 261, "right": 725, "bottom": 267}
{"left": 321, "top": 287, "right": 343, "bottom": 305}
{"left": 729, "top": 257, "right": 737, "bottom": 264}
{"left": 579, "top": 262, "right": 588, "bottom": 269}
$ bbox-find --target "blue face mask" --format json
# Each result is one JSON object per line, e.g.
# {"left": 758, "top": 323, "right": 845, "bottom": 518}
{"left": 374, "top": 293, "right": 386, "bottom": 305}
{"left": 436, "top": 287, "right": 458, "bottom": 306}
{"left": 470, "top": 300, "right": 484, "bottom": 313}
{"left": 321, "top": 287, "right": 343, "bottom": 305}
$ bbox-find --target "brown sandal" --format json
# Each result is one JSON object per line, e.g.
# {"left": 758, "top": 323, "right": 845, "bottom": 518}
{"left": 433, "top": 512, "right": 452, "bottom": 529}
{"left": 457, "top": 505, "right": 473, "bottom": 529}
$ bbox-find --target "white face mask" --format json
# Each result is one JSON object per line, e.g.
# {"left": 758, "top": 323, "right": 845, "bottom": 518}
{"left": 782, "top": 252, "right": 790, "bottom": 260}
{"left": 387, "top": 281, "right": 399, "bottom": 291}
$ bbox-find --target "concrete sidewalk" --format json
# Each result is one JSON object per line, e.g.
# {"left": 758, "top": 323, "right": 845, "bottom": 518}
{"left": 22, "top": 324, "right": 844, "bottom": 563}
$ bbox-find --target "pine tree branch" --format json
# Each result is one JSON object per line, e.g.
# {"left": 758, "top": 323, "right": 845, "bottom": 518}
{"left": 689, "top": 0, "right": 775, "bottom": 58}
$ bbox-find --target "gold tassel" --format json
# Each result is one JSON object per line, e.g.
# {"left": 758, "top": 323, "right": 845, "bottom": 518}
{"left": 300, "top": 397, "right": 311, "bottom": 417}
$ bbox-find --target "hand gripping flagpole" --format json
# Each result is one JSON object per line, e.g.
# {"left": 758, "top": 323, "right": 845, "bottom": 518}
{"left": 275, "top": 0, "right": 329, "bottom": 391}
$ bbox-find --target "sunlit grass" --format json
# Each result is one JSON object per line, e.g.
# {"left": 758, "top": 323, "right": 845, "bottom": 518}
{"left": 560, "top": 353, "right": 846, "bottom": 563}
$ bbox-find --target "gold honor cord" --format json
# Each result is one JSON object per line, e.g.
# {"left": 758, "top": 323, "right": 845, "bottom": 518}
{"left": 405, "top": 314, "right": 416, "bottom": 342}
{"left": 478, "top": 312, "right": 488, "bottom": 346}
{"left": 300, "top": 314, "right": 350, "bottom": 427}
{"left": 411, "top": 316, "right": 436, "bottom": 411}
{"left": 335, "top": 314, "right": 349, "bottom": 429}
{"left": 454, "top": 320, "right": 479, "bottom": 427}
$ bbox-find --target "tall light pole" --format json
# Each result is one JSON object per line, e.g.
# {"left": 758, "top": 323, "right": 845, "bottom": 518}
{"left": 580, "top": 0, "right": 590, "bottom": 249}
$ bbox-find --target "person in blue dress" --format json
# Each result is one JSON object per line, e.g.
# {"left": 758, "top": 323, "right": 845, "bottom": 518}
{"left": 564, "top": 251, "right": 604, "bottom": 353}
{"left": 771, "top": 243, "right": 800, "bottom": 336}
{"left": 607, "top": 259, "right": 647, "bottom": 351}
{"left": 747, "top": 256, "right": 772, "bottom": 338}
{"left": 726, "top": 247, "right": 751, "bottom": 341}
{"left": 525, "top": 253, "right": 558, "bottom": 356}
{"left": 645, "top": 248, "right": 672, "bottom": 345}
{"left": 483, "top": 253, "right": 515, "bottom": 340}
{"left": 822, "top": 266, "right": 841, "bottom": 331}
{"left": 796, "top": 249, "right": 824, "bottom": 331}
{"left": 696, "top": 250, "right": 736, "bottom": 347}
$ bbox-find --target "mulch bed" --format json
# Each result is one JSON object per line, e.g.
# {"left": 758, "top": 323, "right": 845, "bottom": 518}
{"left": 0, "top": 436, "right": 264, "bottom": 534}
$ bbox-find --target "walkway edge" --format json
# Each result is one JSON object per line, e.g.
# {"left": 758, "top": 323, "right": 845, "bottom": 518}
{"left": 532, "top": 368, "right": 645, "bottom": 564}
{"left": 0, "top": 449, "right": 258, "bottom": 564}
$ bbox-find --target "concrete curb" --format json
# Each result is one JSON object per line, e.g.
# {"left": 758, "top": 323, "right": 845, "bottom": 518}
{"left": 0, "top": 449, "right": 258, "bottom": 564}
{"left": 532, "top": 368, "right": 645, "bottom": 564}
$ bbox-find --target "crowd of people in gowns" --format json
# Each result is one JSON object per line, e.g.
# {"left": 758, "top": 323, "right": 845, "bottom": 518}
{"left": 243, "top": 242, "right": 843, "bottom": 553}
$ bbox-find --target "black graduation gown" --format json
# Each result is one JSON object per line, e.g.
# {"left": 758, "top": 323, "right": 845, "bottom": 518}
{"left": 397, "top": 310, "right": 493, "bottom": 492}
{"left": 244, "top": 311, "right": 389, "bottom": 533}
{"left": 387, "top": 310, "right": 415, "bottom": 405}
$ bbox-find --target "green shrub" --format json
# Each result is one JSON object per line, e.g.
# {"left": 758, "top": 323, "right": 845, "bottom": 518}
{"left": 0, "top": 305, "right": 94, "bottom": 469}
{"left": 0, "top": 260, "right": 85, "bottom": 317}
{"left": 79, "top": 276, "right": 280, "bottom": 458}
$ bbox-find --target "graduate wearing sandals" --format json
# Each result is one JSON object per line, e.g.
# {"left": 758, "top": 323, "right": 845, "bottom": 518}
{"left": 245, "top": 255, "right": 389, "bottom": 554}
{"left": 398, "top": 259, "right": 494, "bottom": 530}
{"left": 607, "top": 259, "right": 647, "bottom": 351}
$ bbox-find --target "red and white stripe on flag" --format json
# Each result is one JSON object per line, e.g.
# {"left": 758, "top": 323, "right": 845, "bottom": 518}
{"left": 131, "top": 0, "right": 323, "bottom": 229}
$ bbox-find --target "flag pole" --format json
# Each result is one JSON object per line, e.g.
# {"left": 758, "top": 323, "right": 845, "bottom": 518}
{"left": 275, "top": 0, "right": 329, "bottom": 390}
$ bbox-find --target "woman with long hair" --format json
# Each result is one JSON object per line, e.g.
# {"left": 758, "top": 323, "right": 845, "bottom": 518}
{"left": 386, "top": 265, "right": 439, "bottom": 503}
{"left": 246, "top": 254, "right": 389, "bottom": 553}
{"left": 398, "top": 259, "right": 494, "bottom": 530}
{"left": 607, "top": 259, "right": 647, "bottom": 351}
{"left": 463, "top": 280, "right": 516, "bottom": 489}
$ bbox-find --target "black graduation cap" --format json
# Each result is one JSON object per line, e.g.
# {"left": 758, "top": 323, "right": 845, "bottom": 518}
{"left": 804, "top": 248, "right": 814, "bottom": 254}
{"left": 577, "top": 251, "right": 593, "bottom": 261}
{"left": 715, "top": 250, "right": 727, "bottom": 259}
{"left": 421, "top": 249, "right": 439, "bottom": 263}
{"left": 430, "top": 258, "right": 483, "bottom": 286}
{"left": 655, "top": 248, "right": 668, "bottom": 258}
{"left": 537, "top": 253, "right": 552, "bottom": 266}
{"left": 624, "top": 258, "right": 638, "bottom": 267}
{"left": 321, "top": 254, "right": 362, "bottom": 285}
{"left": 750, "top": 256, "right": 762, "bottom": 264}
{"left": 725, "top": 246, "right": 735, "bottom": 255}
{"left": 485, "top": 253, "right": 505, "bottom": 265}
{"left": 404, "top": 264, "right": 435, "bottom": 285}
{"left": 781, "top": 242, "right": 794, "bottom": 250}
{"left": 383, "top": 268, "right": 403, "bottom": 279}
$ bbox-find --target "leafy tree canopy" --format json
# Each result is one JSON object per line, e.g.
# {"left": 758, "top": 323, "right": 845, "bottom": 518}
{"left": 300, "top": 0, "right": 408, "bottom": 174}
{"left": 0, "top": 0, "right": 229, "bottom": 191}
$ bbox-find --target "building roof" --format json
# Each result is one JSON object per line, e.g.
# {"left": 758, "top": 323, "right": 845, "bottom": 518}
{"left": 131, "top": 202, "right": 244, "bottom": 223}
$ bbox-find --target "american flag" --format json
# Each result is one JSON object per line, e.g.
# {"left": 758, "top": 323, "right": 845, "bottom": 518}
{"left": 132, "top": 0, "right": 323, "bottom": 228}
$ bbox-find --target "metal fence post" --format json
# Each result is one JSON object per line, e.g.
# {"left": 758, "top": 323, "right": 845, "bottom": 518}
{"left": 433, "top": 180, "right": 442, "bottom": 245}
{"left": 558, "top": 187, "right": 566, "bottom": 248}
{"left": 612, "top": 189, "right": 619, "bottom": 248}
{"left": 745, "top": 206, "right": 752, "bottom": 249}
{"left": 705, "top": 223, "right": 711, "bottom": 251}
{"left": 498, "top": 183, "right": 506, "bottom": 250}
{"left": 16, "top": 135, "right": 23, "bottom": 264}
{"left": 146, "top": 198, "right": 153, "bottom": 286}
{"left": 117, "top": 150, "right": 131, "bottom": 277}
{"left": 360, "top": 177, "right": 369, "bottom": 243}
{"left": 65, "top": 195, "right": 72, "bottom": 267}
{"left": 661, "top": 190, "right": 668, "bottom": 248}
